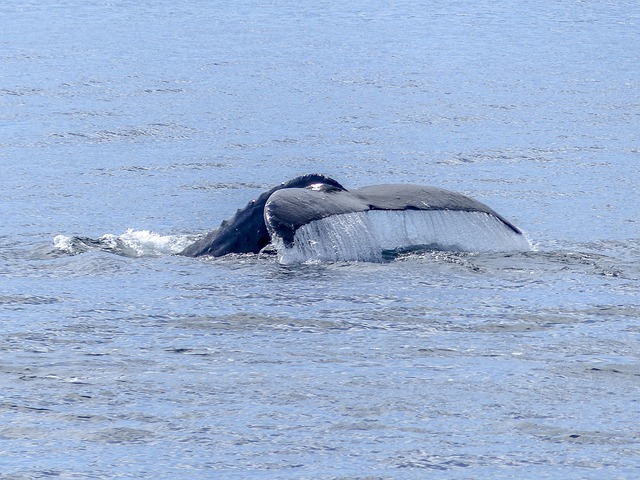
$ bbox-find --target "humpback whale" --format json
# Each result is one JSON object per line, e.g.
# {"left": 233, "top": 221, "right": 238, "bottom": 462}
{"left": 179, "top": 174, "right": 529, "bottom": 260}
{"left": 179, "top": 174, "right": 344, "bottom": 257}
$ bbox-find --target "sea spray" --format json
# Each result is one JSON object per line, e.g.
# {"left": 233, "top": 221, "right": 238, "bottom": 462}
{"left": 54, "top": 229, "right": 194, "bottom": 257}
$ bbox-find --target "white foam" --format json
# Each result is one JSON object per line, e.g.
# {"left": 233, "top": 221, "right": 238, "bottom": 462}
{"left": 53, "top": 234, "right": 77, "bottom": 253}
{"left": 54, "top": 229, "right": 193, "bottom": 257}
{"left": 275, "top": 210, "right": 531, "bottom": 264}
{"left": 116, "top": 229, "right": 193, "bottom": 256}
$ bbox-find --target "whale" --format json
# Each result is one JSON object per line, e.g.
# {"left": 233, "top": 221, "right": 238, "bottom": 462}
{"left": 179, "top": 174, "right": 528, "bottom": 259}
{"left": 179, "top": 174, "right": 344, "bottom": 257}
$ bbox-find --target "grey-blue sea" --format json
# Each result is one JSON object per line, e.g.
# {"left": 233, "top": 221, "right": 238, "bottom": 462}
{"left": 1, "top": 1, "right": 639, "bottom": 478}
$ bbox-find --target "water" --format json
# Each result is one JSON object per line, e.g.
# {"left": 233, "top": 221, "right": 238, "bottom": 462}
{"left": 278, "top": 210, "right": 532, "bottom": 263}
{"left": 2, "top": 0, "right": 639, "bottom": 478}
{"left": 53, "top": 229, "right": 194, "bottom": 258}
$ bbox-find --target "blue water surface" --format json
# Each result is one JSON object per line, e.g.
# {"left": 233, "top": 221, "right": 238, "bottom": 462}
{"left": 1, "top": 1, "right": 639, "bottom": 479}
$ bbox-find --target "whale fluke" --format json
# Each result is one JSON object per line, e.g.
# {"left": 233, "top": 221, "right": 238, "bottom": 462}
{"left": 179, "top": 174, "right": 528, "bottom": 259}
{"left": 264, "top": 183, "right": 522, "bottom": 248}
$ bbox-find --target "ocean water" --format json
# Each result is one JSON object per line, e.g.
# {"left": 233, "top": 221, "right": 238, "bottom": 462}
{"left": 2, "top": 0, "right": 639, "bottom": 478}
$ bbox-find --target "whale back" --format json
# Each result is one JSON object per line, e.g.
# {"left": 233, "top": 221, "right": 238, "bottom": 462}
{"left": 179, "top": 174, "right": 345, "bottom": 257}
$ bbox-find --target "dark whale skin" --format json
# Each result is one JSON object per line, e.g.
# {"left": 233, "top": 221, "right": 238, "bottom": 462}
{"left": 179, "top": 174, "right": 344, "bottom": 257}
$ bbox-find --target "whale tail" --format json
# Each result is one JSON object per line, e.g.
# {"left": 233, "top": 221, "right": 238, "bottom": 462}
{"left": 179, "top": 175, "right": 529, "bottom": 261}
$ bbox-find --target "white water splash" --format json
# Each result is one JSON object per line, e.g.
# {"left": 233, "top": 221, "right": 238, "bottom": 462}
{"left": 275, "top": 210, "right": 532, "bottom": 264}
{"left": 54, "top": 229, "right": 193, "bottom": 257}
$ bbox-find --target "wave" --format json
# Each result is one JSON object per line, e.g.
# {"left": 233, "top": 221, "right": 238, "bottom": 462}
{"left": 53, "top": 229, "right": 193, "bottom": 257}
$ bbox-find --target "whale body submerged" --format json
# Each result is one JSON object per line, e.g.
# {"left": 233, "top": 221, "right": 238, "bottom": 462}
{"left": 179, "top": 174, "right": 530, "bottom": 261}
